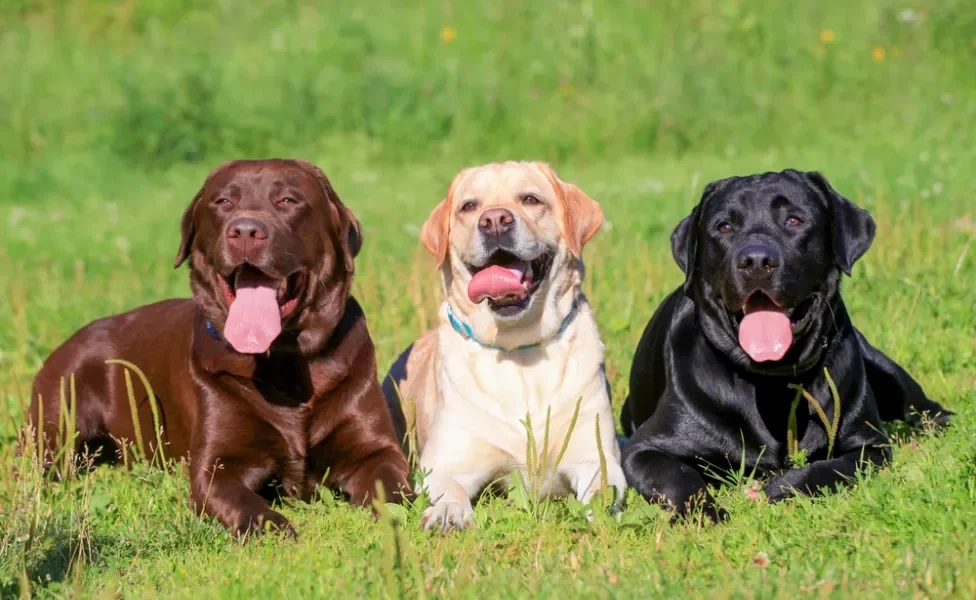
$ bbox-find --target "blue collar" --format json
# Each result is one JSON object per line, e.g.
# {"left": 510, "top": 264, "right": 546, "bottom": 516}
{"left": 205, "top": 321, "right": 224, "bottom": 342}
{"left": 446, "top": 296, "right": 582, "bottom": 351}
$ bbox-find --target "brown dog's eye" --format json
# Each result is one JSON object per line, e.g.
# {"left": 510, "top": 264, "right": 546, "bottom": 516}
{"left": 785, "top": 216, "right": 802, "bottom": 227}
{"left": 279, "top": 197, "right": 298, "bottom": 205}
{"left": 214, "top": 197, "right": 231, "bottom": 206}
{"left": 717, "top": 221, "right": 733, "bottom": 234}
{"left": 460, "top": 200, "right": 478, "bottom": 213}
{"left": 521, "top": 194, "right": 542, "bottom": 206}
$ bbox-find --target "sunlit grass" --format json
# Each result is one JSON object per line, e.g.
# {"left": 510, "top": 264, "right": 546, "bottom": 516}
{"left": 1, "top": 0, "right": 975, "bottom": 596}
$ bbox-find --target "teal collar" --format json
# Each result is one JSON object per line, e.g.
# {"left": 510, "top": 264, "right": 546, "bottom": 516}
{"left": 446, "top": 296, "right": 582, "bottom": 351}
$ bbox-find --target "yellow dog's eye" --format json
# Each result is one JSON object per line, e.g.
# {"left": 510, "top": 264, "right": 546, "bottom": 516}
{"left": 521, "top": 194, "right": 542, "bottom": 206}
{"left": 459, "top": 200, "right": 478, "bottom": 213}
{"left": 717, "top": 221, "right": 733, "bottom": 234}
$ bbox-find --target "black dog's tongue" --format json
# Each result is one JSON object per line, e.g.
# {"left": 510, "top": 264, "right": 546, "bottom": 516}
{"left": 738, "top": 296, "right": 793, "bottom": 362}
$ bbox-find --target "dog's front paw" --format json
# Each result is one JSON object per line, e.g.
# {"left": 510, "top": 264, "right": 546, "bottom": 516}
{"left": 420, "top": 501, "right": 473, "bottom": 533}
{"left": 667, "top": 496, "right": 729, "bottom": 524}
{"left": 764, "top": 470, "right": 807, "bottom": 503}
{"left": 235, "top": 509, "right": 296, "bottom": 540}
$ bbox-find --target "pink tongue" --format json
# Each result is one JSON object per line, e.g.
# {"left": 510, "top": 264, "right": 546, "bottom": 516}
{"left": 467, "top": 263, "right": 528, "bottom": 303}
{"left": 738, "top": 310, "right": 793, "bottom": 362}
{"left": 224, "top": 272, "right": 282, "bottom": 354}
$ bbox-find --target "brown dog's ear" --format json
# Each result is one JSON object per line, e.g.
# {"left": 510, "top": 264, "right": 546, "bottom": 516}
{"left": 421, "top": 169, "right": 468, "bottom": 268}
{"left": 296, "top": 160, "right": 363, "bottom": 273}
{"left": 175, "top": 161, "right": 236, "bottom": 269}
{"left": 534, "top": 162, "right": 604, "bottom": 257}
{"left": 173, "top": 191, "right": 201, "bottom": 268}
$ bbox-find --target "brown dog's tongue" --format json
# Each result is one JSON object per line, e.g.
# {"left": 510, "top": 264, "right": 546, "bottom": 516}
{"left": 224, "top": 271, "right": 281, "bottom": 354}
{"left": 467, "top": 262, "right": 529, "bottom": 303}
{"left": 738, "top": 309, "right": 792, "bottom": 362}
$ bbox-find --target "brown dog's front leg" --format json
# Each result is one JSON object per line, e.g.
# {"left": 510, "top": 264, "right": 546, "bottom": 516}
{"left": 190, "top": 463, "right": 295, "bottom": 539}
{"left": 339, "top": 451, "right": 415, "bottom": 508}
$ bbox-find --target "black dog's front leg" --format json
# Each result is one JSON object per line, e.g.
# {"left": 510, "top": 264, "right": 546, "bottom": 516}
{"left": 855, "top": 329, "right": 951, "bottom": 427}
{"left": 764, "top": 444, "right": 890, "bottom": 502}
{"left": 622, "top": 447, "right": 728, "bottom": 522}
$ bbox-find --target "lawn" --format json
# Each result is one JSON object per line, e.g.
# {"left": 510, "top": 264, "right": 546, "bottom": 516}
{"left": 1, "top": 1, "right": 975, "bottom": 598}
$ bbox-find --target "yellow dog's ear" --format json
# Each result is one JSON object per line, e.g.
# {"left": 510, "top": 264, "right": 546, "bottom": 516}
{"left": 533, "top": 162, "right": 604, "bottom": 257}
{"left": 421, "top": 169, "right": 468, "bottom": 267}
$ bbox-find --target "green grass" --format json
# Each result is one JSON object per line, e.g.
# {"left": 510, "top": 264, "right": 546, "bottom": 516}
{"left": 1, "top": 1, "right": 975, "bottom": 598}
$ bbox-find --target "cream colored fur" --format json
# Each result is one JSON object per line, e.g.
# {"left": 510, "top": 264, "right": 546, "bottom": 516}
{"left": 395, "top": 161, "right": 626, "bottom": 532}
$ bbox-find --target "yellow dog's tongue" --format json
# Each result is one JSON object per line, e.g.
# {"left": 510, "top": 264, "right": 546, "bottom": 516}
{"left": 738, "top": 309, "right": 792, "bottom": 362}
{"left": 467, "top": 262, "right": 529, "bottom": 303}
{"left": 224, "top": 271, "right": 281, "bottom": 354}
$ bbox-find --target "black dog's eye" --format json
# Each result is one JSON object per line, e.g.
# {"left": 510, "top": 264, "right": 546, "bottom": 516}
{"left": 459, "top": 200, "right": 478, "bottom": 213}
{"left": 785, "top": 216, "right": 803, "bottom": 227}
{"left": 716, "top": 221, "right": 733, "bottom": 234}
{"left": 521, "top": 194, "right": 543, "bottom": 206}
{"left": 214, "top": 197, "right": 231, "bottom": 206}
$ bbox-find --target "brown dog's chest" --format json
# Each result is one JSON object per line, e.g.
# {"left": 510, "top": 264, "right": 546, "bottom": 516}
{"left": 198, "top": 348, "right": 348, "bottom": 501}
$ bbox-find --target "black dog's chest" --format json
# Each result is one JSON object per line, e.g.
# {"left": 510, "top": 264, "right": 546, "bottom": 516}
{"left": 738, "top": 376, "right": 814, "bottom": 468}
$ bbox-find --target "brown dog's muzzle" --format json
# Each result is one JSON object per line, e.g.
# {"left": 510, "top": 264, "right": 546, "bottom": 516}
{"left": 225, "top": 217, "right": 270, "bottom": 264}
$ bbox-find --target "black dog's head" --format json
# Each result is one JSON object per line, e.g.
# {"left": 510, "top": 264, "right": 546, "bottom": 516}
{"left": 672, "top": 169, "right": 875, "bottom": 373}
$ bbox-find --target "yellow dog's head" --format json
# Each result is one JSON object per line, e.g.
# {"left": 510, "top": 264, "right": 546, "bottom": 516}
{"left": 421, "top": 161, "right": 604, "bottom": 348}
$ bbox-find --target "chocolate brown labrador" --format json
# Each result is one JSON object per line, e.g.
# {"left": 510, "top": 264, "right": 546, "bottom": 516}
{"left": 25, "top": 159, "right": 411, "bottom": 537}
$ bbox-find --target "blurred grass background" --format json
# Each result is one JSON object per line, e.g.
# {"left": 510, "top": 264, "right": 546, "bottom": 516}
{"left": 2, "top": 0, "right": 975, "bottom": 176}
{"left": 1, "top": 1, "right": 975, "bottom": 598}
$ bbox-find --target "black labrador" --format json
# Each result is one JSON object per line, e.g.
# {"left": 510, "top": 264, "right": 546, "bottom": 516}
{"left": 620, "top": 169, "right": 950, "bottom": 520}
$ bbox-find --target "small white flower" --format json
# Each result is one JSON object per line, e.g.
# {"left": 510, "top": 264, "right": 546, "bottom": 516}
{"left": 8, "top": 206, "right": 27, "bottom": 227}
{"left": 115, "top": 236, "right": 131, "bottom": 253}
{"left": 899, "top": 9, "right": 917, "bottom": 23}
{"left": 271, "top": 30, "right": 284, "bottom": 51}
{"left": 932, "top": 182, "right": 944, "bottom": 195}
{"left": 351, "top": 171, "right": 379, "bottom": 184}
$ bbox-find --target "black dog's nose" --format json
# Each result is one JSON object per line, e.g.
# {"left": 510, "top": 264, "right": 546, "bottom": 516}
{"left": 736, "top": 244, "right": 780, "bottom": 280}
{"left": 226, "top": 217, "right": 269, "bottom": 240}
{"left": 478, "top": 208, "right": 515, "bottom": 236}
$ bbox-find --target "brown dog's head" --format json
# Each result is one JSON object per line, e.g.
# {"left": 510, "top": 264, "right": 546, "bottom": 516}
{"left": 421, "top": 161, "right": 603, "bottom": 348}
{"left": 175, "top": 159, "right": 362, "bottom": 355}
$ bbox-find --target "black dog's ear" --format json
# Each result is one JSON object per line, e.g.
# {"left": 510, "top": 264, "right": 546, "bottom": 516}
{"left": 805, "top": 171, "right": 876, "bottom": 275}
{"left": 671, "top": 179, "right": 728, "bottom": 288}
{"left": 670, "top": 206, "right": 699, "bottom": 276}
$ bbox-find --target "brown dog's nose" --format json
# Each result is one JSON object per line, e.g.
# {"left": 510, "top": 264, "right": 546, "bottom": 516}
{"left": 226, "top": 217, "right": 269, "bottom": 241}
{"left": 478, "top": 208, "right": 515, "bottom": 236}
{"left": 736, "top": 244, "right": 780, "bottom": 280}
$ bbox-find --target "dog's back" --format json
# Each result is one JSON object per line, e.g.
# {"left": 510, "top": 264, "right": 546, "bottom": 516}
{"left": 27, "top": 298, "right": 197, "bottom": 470}
{"left": 620, "top": 288, "right": 686, "bottom": 437}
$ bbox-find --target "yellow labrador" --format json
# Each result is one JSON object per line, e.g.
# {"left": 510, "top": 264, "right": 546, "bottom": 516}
{"left": 383, "top": 161, "right": 626, "bottom": 532}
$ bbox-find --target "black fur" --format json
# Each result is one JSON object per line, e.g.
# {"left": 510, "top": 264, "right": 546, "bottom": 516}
{"left": 620, "top": 169, "right": 950, "bottom": 521}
